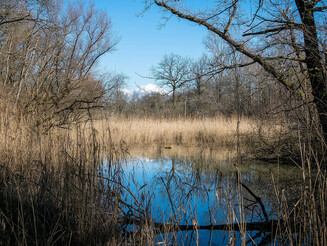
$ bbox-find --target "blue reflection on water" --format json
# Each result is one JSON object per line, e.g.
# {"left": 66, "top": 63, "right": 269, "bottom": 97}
{"left": 104, "top": 155, "right": 296, "bottom": 245}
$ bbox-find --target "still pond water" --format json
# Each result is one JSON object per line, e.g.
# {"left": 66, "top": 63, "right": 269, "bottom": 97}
{"left": 105, "top": 148, "right": 301, "bottom": 245}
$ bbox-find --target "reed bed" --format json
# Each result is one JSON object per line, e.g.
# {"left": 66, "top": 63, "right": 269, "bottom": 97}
{"left": 92, "top": 116, "right": 297, "bottom": 164}
{"left": 0, "top": 103, "right": 326, "bottom": 245}
{"left": 0, "top": 108, "right": 126, "bottom": 245}
{"left": 93, "top": 116, "right": 288, "bottom": 151}
{"left": 94, "top": 116, "right": 248, "bottom": 147}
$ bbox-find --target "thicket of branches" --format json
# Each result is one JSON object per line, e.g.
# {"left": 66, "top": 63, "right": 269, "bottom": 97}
{"left": 137, "top": 0, "right": 327, "bottom": 143}
{"left": 0, "top": 0, "right": 117, "bottom": 130}
{"left": 106, "top": 47, "right": 302, "bottom": 123}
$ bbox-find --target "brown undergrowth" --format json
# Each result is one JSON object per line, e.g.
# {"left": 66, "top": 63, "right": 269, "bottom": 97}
{"left": 0, "top": 107, "right": 125, "bottom": 245}
{"left": 93, "top": 116, "right": 294, "bottom": 159}
{"left": 0, "top": 104, "right": 326, "bottom": 245}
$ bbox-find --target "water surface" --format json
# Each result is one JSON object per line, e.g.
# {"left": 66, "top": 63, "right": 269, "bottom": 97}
{"left": 105, "top": 148, "right": 302, "bottom": 245}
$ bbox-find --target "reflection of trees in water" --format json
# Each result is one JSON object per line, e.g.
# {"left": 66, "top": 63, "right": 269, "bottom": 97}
{"left": 118, "top": 155, "right": 303, "bottom": 244}
{"left": 150, "top": 157, "right": 259, "bottom": 225}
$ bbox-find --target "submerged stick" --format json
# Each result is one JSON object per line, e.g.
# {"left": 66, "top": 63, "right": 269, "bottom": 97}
{"left": 123, "top": 217, "right": 280, "bottom": 233}
{"left": 234, "top": 170, "right": 270, "bottom": 221}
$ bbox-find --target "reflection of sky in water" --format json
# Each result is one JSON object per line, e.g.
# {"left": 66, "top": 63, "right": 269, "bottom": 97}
{"left": 104, "top": 156, "right": 301, "bottom": 245}
{"left": 122, "top": 157, "right": 225, "bottom": 220}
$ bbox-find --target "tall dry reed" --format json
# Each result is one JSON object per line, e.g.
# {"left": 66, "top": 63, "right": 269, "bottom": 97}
{"left": 93, "top": 116, "right": 289, "bottom": 152}
{"left": 0, "top": 102, "right": 126, "bottom": 245}
{"left": 1, "top": 99, "right": 326, "bottom": 245}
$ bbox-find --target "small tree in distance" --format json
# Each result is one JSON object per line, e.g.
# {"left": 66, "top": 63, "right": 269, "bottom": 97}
{"left": 151, "top": 53, "right": 192, "bottom": 108}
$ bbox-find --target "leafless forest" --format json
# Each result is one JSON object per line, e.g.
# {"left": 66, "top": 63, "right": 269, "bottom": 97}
{"left": 0, "top": 0, "right": 326, "bottom": 245}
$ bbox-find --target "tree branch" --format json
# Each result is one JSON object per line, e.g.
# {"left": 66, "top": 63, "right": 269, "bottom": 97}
{"left": 0, "top": 15, "right": 35, "bottom": 25}
{"left": 243, "top": 26, "right": 300, "bottom": 37}
{"left": 154, "top": 0, "right": 297, "bottom": 93}
{"left": 313, "top": 6, "right": 327, "bottom": 12}
{"left": 224, "top": 1, "right": 238, "bottom": 34}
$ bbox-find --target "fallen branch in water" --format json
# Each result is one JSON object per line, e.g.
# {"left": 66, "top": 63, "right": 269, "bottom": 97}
{"left": 123, "top": 217, "right": 280, "bottom": 233}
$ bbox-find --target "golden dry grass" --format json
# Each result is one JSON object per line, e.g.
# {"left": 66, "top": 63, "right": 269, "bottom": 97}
{"left": 90, "top": 116, "right": 292, "bottom": 161}
{"left": 2, "top": 97, "right": 323, "bottom": 245}
{"left": 0, "top": 104, "right": 326, "bottom": 245}
{"left": 0, "top": 105, "right": 123, "bottom": 245}
{"left": 93, "top": 116, "right": 261, "bottom": 149}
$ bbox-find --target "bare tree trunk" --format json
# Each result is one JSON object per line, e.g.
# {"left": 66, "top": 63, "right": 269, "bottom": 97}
{"left": 295, "top": 0, "right": 327, "bottom": 144}
{"left": 233, "top": 50, "right": 241, "bottom": 164}
{"left": 172, "top": 85, "right": 176, "bottom": 108}
{"left": 184, "top": 93, "right": 187, "bottom": 119}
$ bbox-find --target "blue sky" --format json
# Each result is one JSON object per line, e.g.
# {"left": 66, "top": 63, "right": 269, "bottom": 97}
{"left": 94, "top": 0, "right": 209, "bottom": 90}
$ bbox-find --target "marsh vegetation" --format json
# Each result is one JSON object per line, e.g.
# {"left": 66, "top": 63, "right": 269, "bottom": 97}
{"left": 0, "top": 111, "right": 325, "bottom": 245}
{"left": 1, "top": 0, "right": 327, "bottom": 245}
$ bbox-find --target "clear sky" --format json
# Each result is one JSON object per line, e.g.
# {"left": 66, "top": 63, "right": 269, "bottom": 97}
{"left": 94, "top": 0, "right": 209, "bottom": 91}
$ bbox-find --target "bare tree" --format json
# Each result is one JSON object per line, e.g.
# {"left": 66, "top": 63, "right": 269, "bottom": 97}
{"left": 187, "top": 55, "right": 212, "bottom": 115}
{"left": 192, "top": 56, "right": 209, "bottom": 99}
{"left": 104, "top": 72, "right": 128, "bottom": 116}
{"left": 146, "top": 0, "right": 327, "bottom": 143}
{"left": 0, "top": 0, "right": 118, "bottom": 130}
{"left": 151, "top": 53, "right": 192, "bottom": 108}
